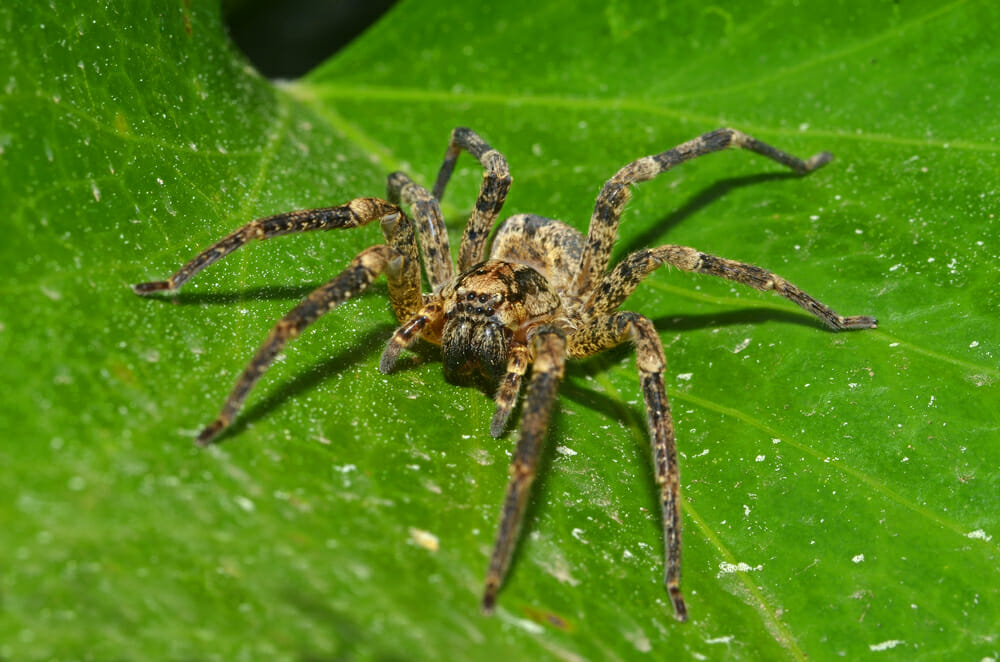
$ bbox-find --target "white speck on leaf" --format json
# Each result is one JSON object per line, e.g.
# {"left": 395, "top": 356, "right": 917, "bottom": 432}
{"left": 41, "top": 286, "right": 62, "bottom": 301}
{"left": 500, "top": 613, "right": 543, "bottom": 634}
{"left": 966, "top": 529, "right": 993, "bottom": 542}
{"left": 852, "top": 553, "right": 865, "bottom": 564}
{"left": 625, "top": 627, "right": 652, "bottom": 652}
{"left": 717, "top": 561, "right": 762, "bottom": 577}
{"left": 408, "top": 527, "right": 439, "bottom": 552}
{"left": 869, "top": 639, "right": 905, "bottom": 652}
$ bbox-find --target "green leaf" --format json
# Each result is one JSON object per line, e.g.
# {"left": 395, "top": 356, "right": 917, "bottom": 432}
{"left": 2, "top": 1, "right": 997, "bottom": 660}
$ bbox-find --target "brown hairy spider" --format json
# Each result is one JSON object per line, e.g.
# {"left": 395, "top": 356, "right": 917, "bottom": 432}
{"left": 134, "top": 127, "right": 877, "bottom": 620}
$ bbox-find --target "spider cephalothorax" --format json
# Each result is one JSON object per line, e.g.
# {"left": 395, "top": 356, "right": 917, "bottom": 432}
{"left": 439, "top": 261, "right": 563, "bottom": 382}
{"left": 134, "top": 126, "right": 876, "bottom": 621}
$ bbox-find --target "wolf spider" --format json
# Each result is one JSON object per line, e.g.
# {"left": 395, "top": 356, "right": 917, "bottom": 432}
{"left": 133, "top": 127, "right": 876, "bottom": 620}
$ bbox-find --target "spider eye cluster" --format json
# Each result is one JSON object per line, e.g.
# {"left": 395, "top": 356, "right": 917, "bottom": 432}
{"left": 452, "top": 291, "right": 502, "bottom": 318}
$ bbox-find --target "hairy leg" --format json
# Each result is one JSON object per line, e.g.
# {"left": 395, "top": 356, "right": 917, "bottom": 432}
{"left": 586, "top": 245, "right": 877, "bottom": 330}
{"left": 387, "top": 171, "right": 454, "bottom": 290}
{"left": 568, "top": 311, "right": 687, "bottom": 621}
{"left": 482, "top": 327, "right": 565, "bottom": 613}
{"left": 431, "top": 127, "right": 512, "bottom": 272}
{"left": 134, "top": 198, "right": 423, "bottom": 320}
{"left": 573, "top": 128, "right": 832, "bottom": 295}
{"left": 490, "top": 341, "right": 529, "bottom": 438}
{"left": 378, "top": 301, "right": 445, "bottom": 374}
{"left": 195, "top": 245, "right": 407, "bottom": 446}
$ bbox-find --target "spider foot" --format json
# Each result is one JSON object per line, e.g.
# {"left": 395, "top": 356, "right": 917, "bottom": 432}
{"left": 195, "top": 418, "right": 227, "bottom": 446}
{"left": 481, "top": 583, "right": 498, "bottom": 615}
{"left": 669, "top": 586, "right": 689, "bottom": 622}
{"left": 379, "top": 340, "right": 402, "bottom": 374}
{"left": 836, "top": 315, "right": 878, "bottom": 330}
{"left": 804, "top": 151, "right": 834, "bottom": 172}
{"left": 489, "top": 408, "right": 509, "bottom": 439}
{"left": 132, "top": 280, "right": 175, "bottom": 295}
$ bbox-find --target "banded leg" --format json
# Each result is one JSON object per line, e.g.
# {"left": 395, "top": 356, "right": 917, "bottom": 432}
{"left": 568, "top": 311, "right": 687, "bottom": 621}
{"left": 431, "top": 127, "right": 512, "bottom": 272}
{"left": 387, "top": 172, "right": 454, "bottom": 290}
{"left": 378, "top": 301, "right": 445, "bottom": 374}
{"left": 573, "top": 128, "right": 833, "bottom": 295}
{"left": 133, "top": 198, "right": 422, "bottom": 320}
{"left": 482, "top": 327, "right": 566, "bottom": 613}
{"left": 490, "top": 341, "right": 529, "bottom": 438}
{"left": 586, "top": 245, "right": 878, "bottom": 330}
{"left": 196, "top": 245, "right": 405, "bottom": 446}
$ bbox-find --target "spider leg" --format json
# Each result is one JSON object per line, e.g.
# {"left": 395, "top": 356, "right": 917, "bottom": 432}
{"left": 378, "top": 301, "right": 445, "bottom": 374}
{"left": 133, "top": 198, "right": 421, "bottom": 317}
{"left": 482, "top": 327, "right": 566, "bottom": 613}
{"left": 490, "top": 340, "right": 529, "bottom": 438}
{"left": 387, "top": 172, "right": 454, "bottom": 290}
{"left": 573, "top": 128, "right": 833, "bottom": 295}
{"left": 195, "top": 244, "right": 409, "bottom": 446}
{"left": 431, "top": 127, "right": 512, "bottom": 272}
{"left": 568, "top": 311, "right": 688, "bottom": 621}
{"left": 587, "top": 245, "right": 878, "bottom": 330}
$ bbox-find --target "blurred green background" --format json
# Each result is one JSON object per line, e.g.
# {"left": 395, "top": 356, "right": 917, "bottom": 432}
{"left": 1, "top": 1, "right": 997, "bottom": 660}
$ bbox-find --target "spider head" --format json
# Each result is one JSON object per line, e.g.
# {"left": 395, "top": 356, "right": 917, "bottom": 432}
{"left": 440, "top": 261, "right": 562, "bottom": 386}
{"left": 441, "top": 314, "right": 511, "bottom": 384}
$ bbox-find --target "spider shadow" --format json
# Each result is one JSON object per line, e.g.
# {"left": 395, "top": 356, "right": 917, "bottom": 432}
{"left": 553, "top": 307, "right": 838, "bottom": 518}
{"left": 216, "top": 321, "right": 397, "bottom": 443}
{"left": 284, "top": 588, "right": 411, "bottom": 662}
{"left": 566, "top": 306, "right": 833, "bottom": 384}
{"left": 161, "top": 284, "right": 327, "bottom": 306}
{"left": 142, "top": 281, "right": 397, "bottom": 443}
{"left": 618, "top": 171, "right": 802, "bottom": 256}
{"left": 490, "top": 406, "right": 563, "bottom": 605}
{"left": 646, "top": 306, "right": 829, "bottom": 334}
